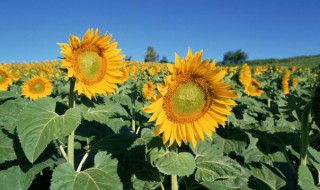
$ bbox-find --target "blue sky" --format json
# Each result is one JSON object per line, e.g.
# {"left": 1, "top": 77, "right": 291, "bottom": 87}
{"left": 0, "top": 0, "right": 319, "bottom": 63}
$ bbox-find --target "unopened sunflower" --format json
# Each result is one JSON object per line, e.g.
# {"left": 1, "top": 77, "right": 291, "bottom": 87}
{"left": 0, "top": 68, "right": 11, "bottom": 91}
{"left": 143, "top": 49, "right": 237, "bottom": 148}
{"left": 58, "top": 28, "right": 126, "bottom": 99}
{"left": 21, "top": 76, "right": 52, "bottom": 100}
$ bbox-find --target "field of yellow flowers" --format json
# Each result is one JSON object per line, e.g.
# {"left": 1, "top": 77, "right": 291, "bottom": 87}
{"left": 0, "top": 29, "right": 319, "bottom": 190}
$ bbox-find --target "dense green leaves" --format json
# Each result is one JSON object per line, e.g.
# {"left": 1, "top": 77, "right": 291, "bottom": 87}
{"left": 17, "top": 97, "right": 81, "bottom": 163}
{"left": 51, "top": 151, "right": 122, "bottom": 190}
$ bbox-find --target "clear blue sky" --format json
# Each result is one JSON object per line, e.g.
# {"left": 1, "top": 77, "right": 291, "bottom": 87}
{"left": 1, "top": 0, "right": 319, "bottom": 63}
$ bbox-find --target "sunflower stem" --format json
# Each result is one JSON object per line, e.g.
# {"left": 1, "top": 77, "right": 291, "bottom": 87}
{"left": 170, "top": 144, "right": 178, "bottom": 190}
{"left": 300, "top": 101, "right": 312, "bottom": 166}
{"left": 171, "top": 175, "right": 178, "bottom": 190}
{"left": 280, "top": 147, "right": 297, "bottom": 180}
{"left": 67, "top": 78, "right": 76, "bottom": 166}
{"left": 267, "top": 98, "right": 271, "bottom": 108}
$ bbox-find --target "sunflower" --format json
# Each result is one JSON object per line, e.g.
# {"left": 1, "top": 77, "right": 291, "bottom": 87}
{"left": 244, "top": 78, "right": 263, "bottom": 96}
{"left": 143, "top": 49, "right": 237, "bottom": 148}
{"left": 282, "top": 70, "right": 291, "bottom": 94}
{"left": 292, "top": 78, "right": 299, "bottom": 88}
{"left": 0, "top": 68, "right": 12, "bottom": 91}
{"left": 21, "top": 76, "right": 52, "bottom": 100}
{"left": 10, "top": 69, "right": 23, "bottom": 81}
{"left": 142, "top": 81, "right": 154, "bottom": 100}
{"left": 58, "top": 28, "right": 126, "bottom": 99}
{"left": 239, "top": 64, "right": 251, "bottom": 87}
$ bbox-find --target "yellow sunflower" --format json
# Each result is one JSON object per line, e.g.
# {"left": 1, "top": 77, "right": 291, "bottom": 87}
{"left": 21, "top": 76, "right": 52, "bottom": 100}
{"left": 292, "top": 78, "right": 299, "bottom": 88}
{"left": 0, "top": 68, "right": 12, "bottom": 91}
{"left": 239, "top": 64, "right": 251, "bottom": 87}
{"left": 143, "top": 49, "right": 238, "bottom": 148}
{"left": 244, "top": 78, "right": 263, "bottom": 97}
{"left": 58, "top": 28, "right": 126, "bottom": 99}
{"left": 142, "top": 81, "right": 155, "bottom": 100}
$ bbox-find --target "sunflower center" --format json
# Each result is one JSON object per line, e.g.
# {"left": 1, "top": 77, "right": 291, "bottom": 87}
{"left": 163, "top": 74, "right": 213, "bottom": 123}
{"left": 32, "top": 82, "right": 44, "bottom": 93}
{"left": 171, "top": 82, "right": 206, "bottom": 117}
{"left": 78, "top": 51, "right": 102, "bottom": 81}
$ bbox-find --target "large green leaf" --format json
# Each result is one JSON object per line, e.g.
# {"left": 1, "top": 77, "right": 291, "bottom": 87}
{"left": 51, "top": 151, "right": 122, "bottom": 190}
{"left": 194, "top": 142, "right": 248, "bottom": 188}
{"left": 81, "top": 102, "right": 129, "bottom": 132}
{"left": 0, "top": 90, "right": 20, "bottom": 101}
{"left": 0, "top": 98, "right": 28, "bottom": 133}
{"left": 17, "top": 97, "right": 81, "bottom": 163}
{"left": 298, "top": 165, "right": 317, "bottom": 190}
{"left": 0, "top": 130, "right": 17, "bottom": 164}
{"left": 0, "top": 166, "right": 34, "bottom": 190}
{"left": 247, "top": 163, "right": 286, "bottom": 190}
{"left": 308, "top": 147, "right": 320, "bottom": 183}
{"left": 82, "top": 102, "right": 129, "bottom": 123}
{"left": 147, "top": 138, "right": 195, "bottom": 176}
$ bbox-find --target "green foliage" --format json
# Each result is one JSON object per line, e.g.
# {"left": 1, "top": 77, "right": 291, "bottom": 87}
{"left": 144, "top": 46, "right": 159, "bottom": 62}
{"left": 51, "top": 152, "right": 122, "bottom": 190}
{"left": 298, "top": 165, "right": 317, "bottom": 190}
{"left": 17, "top": 97, "right": 81, "bottom": 163}
{"left": 223, "top": 49, "right": 248, "bottom": 64}
{"left": 0, "top": 59, "right": 319, "bottom": 189}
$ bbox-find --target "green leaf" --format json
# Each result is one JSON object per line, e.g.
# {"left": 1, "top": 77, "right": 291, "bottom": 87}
{"left": 0, "top": 90, "right": 20, "bottom": 101}
{"left": 308, "top": 147, "right": 320, "bottom": 182}
{"left": 147, "top": 138, "right": 195, "bottom": 176}
{"left": 201, "top": 178, "right": 250, "bottom": 190}
{"left": 0, "top": 166, "right": 34, "bottom": 190}
{"left": 82, "top": 102, "right": 129, "bottom": 124}
{"left": 81, "top": 102, "right": 129, "bottom": 132}
{"left": 298, "top": 165, "right": 317, "bottom": 190}
{"left": 0, "top": 98, "right": 28, "bottom": 133}
{"left": 51, "top": 151, "right": 122, "bottom": 190}
{"left": 248, "top": 163, "right": 286, "bottom": 190}
{"left": 156, "top": 152, "right": 195, "bottom": 176}
{"left": 0, "top": 130, "right": 17, "bottom": 164}
{"left": 194, "top": 142, "right": 249, "bottom": 189}
{"left": 17, "top": 97, "right": 81, "bottom": 163}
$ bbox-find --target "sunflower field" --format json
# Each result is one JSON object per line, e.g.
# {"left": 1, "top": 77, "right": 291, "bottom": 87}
{"left": 0, "top": 29, "right": 320, "bottom": 190}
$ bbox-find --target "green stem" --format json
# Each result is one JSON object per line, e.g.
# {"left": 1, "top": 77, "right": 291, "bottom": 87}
{"left": 170, "top": 144, "right": 178, "bottom": 190}
{"left": 68, "top": 78, "right": 76, "bottom": 166}
{"left": 280, "top": 147, "right": 297, "bottom": 179}
{"left": 171, "top": 175, "right": 178, "bottom": 190}
{"left": 267, "top": 98, "right": 271, "bottom": 108}
{"left": 300, "top": 101, "right": 312, "bottom": 166}
{"left": 160, "top": 183, "right": 165, "bottom": 190}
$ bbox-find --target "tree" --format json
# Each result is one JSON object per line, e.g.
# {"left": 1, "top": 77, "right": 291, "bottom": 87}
{"left": 223, "top": 49, "right": 248, "bottom": 64}
{"left": 124, "top": 56, "right": 132, "bottom": 61}
{"left": 144, "top": 46, "right": 159, "bottom": 62}
{"left": 160, "top": 56, "right": 168, "bottom": 63}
